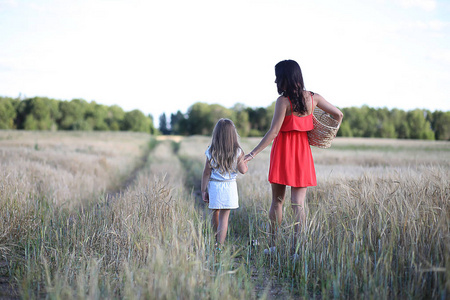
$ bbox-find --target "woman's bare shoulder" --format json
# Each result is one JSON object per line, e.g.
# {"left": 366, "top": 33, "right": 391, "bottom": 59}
{"left": 303, "top": 90, "right": 320, "bottom": 97}
{"left": 305, "top": 91, "right": 324, "bottom": 106}
{"left": 314, "top": 93, "right": 326, "bottom": 105}
{"left": 276, "top": 95, "right": 290, "bottom": 105}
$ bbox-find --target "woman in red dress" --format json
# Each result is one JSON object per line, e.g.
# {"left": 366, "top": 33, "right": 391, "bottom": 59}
{"left": 244, "top": 60, "right": 343, "bottom": 254}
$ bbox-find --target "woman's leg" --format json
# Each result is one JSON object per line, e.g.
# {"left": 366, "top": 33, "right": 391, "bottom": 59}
{"left": 269, "top": 183, "right": 286, "bottom": 246}
{"left": 291, "top": 187, "right": 307, "bottom": 245}
{"left": 216, "top": 209, "right": 231, "bottom": 244}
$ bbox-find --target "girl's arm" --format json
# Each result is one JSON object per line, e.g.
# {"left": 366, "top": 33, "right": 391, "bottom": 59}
{"left": 201, "top": 158, "right": 212, "bottom": 203}
{"left": 244, "top": 97, "right": 288, "bottom": 162}
{"left": 237, "top": 151, "right": 248, "bottom": 174}
{"left": 314, "top": 93, "right": 344, "bottom": 123}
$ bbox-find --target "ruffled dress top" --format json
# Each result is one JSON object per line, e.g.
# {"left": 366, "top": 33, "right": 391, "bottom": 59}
{"left": 268, "top": 97, "right": 317, "bottom": 187}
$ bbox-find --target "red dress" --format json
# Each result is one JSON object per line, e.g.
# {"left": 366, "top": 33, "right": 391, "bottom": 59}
{"left": 268, "top": 97, "right": 317, "bottom": 187}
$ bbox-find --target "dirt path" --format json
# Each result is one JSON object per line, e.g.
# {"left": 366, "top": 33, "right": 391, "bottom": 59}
{"left": 105, "top": 140, "right": 153, "bottom": 201}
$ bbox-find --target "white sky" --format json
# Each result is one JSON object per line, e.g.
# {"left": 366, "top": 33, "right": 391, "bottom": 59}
{"left": 1, "top": 0, "right": 449, "bottom": 126}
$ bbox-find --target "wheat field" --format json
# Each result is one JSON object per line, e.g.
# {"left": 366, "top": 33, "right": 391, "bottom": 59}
{"left": 0, "top": 131, "right": 448, "bottom": 299}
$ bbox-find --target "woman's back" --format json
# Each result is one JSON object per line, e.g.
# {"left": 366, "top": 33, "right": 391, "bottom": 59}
{"left": 284, "top": 91, "right": 315, "bottom": 117}
{"left": 269, "top": 91, "right": 316, "bottom": 188}
{"left": 279, "top": 92, "right": 315, "bottom": 133}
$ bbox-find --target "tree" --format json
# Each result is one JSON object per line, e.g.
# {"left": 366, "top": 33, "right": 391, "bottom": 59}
{"left": 231, "top": 103, "right": 250, "bottom": 137}
{"left": 0, "top": 97, "right": 17, "bottom": 129}
{"left": 186, "top": 103, "right": 211, "bottom": 135}
{"left": 406, "top": 109, "right": 434, "bottom": 140}
{"left": 3, "top": 94, "right": 448, "bottom": 139}
{"left": 159, "top": 113, "right": 170, "bottom": 135}
{"left": 341, "top": 107, "right": 362, "bottom": 137}
{"left": 378, "top": 121, "right": 397, "bottom": 138}
{"left": 17, "top": 97, "right": 60, "bottom": 130}
{"left": 185, "top": 102, "right": 233, "bottom": 135}
{"left": 170, "top": 111, "right": 187, "bottom": 135}
{"left": 431, "top": 111, "right": 450, "bottom": 140}
{"left": 375, "top": 108, "right": 397, "bottom": 138}
{"left": 210, "top": 104, "right": 233, "bottom": 123}
{"left": 58, "top": 99, "right": 90, "bottom": 130}
{"left": 106, "top": 105, "right": 125, "bottom": 131}
{"left": 148, "top": 114, "right": 156, "bottom": 135}
{"left": 337, "top": 120, "right": 352, "bottom": 137}
{"left": 85, "top": 102, "right": 109, "bottom": 130}
{"left": 247, "top": 106, "right": 270, "bottom": 136}
{"left": 360, "top": 106, "right": 378, "bottom": 137}
{"left": 391, "top": 109, "right": 409, "bottom": 139}
{"left": 122, "top": 109, "right": 152, "bottom": 133}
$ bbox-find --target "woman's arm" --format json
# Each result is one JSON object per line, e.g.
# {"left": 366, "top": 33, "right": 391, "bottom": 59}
{"left": 314, "top": 93, "right": 344, "bottom": 123}
{"left": 201, "top": 158, "right": 212, "bottom": 203}
{"left": 244, "top": 97, "right": 289, "bottom": 162}
{"left": 237, "top": 151, "right": 248, "bottom": 174}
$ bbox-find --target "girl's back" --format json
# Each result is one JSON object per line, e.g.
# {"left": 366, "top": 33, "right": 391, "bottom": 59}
{"left": 206, "top": 146, "right": 242, "bottom": 181}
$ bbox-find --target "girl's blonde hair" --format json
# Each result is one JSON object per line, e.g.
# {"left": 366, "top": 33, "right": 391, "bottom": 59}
{"left": 209, "top": 118, "right": 242, "bottom": 174}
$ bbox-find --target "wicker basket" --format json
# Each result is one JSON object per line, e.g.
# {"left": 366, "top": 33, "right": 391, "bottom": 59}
{"left": 307, "top": 107, "right": 341, "bottom": 148}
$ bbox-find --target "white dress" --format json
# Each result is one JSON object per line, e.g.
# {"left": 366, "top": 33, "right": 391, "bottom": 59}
{"left": 206, "top": 146, "right": 241, "bottom": 209}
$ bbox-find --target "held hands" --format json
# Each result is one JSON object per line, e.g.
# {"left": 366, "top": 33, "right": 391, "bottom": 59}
{"left": 243, "top": 152, "right": 255, "bottom": 163}
{"left": 202, "top": 191, "right": 209, "bottom": 203}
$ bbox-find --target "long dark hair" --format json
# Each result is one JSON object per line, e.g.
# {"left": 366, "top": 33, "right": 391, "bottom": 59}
{"left": 275, "top": 60, "right": 306, "bottom": 114}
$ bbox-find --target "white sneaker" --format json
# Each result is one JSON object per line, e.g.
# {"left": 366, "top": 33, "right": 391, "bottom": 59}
{"left": 264, "top": 246, "right": 276, "bottom": 255}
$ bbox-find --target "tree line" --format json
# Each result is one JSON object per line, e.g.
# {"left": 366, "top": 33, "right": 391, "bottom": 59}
{"left": 1, "top": 96, "right": 448, "bottom": 140}
{"left": 160, "top": 102, "right": 450, "bottom": 140}
{"left": 0, "top": 96, "right": 156, "bottom": 133}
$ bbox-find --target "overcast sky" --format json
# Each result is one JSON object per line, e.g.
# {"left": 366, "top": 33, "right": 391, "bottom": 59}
{"left": 1, "top": 0, "right": 449, "bottom": 125}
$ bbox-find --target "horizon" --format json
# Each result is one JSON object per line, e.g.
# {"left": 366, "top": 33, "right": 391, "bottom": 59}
{"left": 2, "top": 93, "right": 448, "bottom": 118}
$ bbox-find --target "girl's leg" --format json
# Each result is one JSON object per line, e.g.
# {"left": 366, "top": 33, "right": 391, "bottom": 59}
{"left": 216, "top": 209, "right": 231, "bottom": 244}
{"left": 212, "top": 209, "right": 219, "bottom": 233}
{"left": 269, "top": 183, "right": 286, "bottom": 246}
{"left": 291, "top": 187, "right": 307, "bottom": 245}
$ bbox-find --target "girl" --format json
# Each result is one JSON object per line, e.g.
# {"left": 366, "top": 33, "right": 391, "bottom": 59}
{"left": 244, "top": 60, "right": 343, "bottom": 255}
{"left": 201, "top": 118, "right": 248, "bottom": 250}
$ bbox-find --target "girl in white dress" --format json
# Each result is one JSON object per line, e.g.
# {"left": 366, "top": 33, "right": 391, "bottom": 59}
{"left": 201, "top": 118, "right": 248, "bottom": 250}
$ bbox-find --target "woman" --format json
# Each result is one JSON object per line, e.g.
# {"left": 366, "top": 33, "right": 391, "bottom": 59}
{"left": 244, "top": 60, "right": 343, "bottom": 255}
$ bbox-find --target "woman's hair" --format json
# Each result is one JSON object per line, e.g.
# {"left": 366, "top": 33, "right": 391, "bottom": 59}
{"left": 275, "top": 60, "right": 307, "bottom": 114}
{"left": 209, "top": 118, "right": 242, "bottom": 174}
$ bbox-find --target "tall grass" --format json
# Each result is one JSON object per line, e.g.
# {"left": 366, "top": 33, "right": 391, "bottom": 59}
{"left": 179, "top": 136, "right": 449, "bottom": 298}
{"left": 1, "top": 133, "right": 254, "bottom": 299}
{"left": 0, "top": 133, "right": 448, "bottom": 299}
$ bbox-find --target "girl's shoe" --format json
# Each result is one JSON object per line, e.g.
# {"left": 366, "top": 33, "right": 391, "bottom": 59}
{"left": 263, "top": 246, "right": 276, "bottom": 255}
